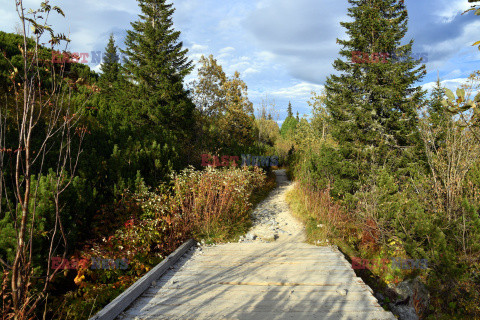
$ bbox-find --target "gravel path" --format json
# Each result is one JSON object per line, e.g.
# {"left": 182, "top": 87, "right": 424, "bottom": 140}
{"left": 116, "top": 170, "right": 396, "bottom": 320}
{"left": 238, "top": 169, "right": 305, "bottom": 244}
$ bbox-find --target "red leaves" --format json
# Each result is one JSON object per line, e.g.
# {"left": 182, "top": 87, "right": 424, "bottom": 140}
{"left": 124, "top": 219, "right": 134, "bottom": 228}
{"left": 75, "top": 125, "right": 91, "bottom": 137}
{"left": 0, "top": 147, "right": 25, "bottom": 153}
{"left": 360, "top": 218, "right": 380, "bottom": 252}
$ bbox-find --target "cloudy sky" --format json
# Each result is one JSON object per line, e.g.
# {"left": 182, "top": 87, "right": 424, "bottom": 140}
{"left": 1, "top": 0, "right": 479, "bottom": 122}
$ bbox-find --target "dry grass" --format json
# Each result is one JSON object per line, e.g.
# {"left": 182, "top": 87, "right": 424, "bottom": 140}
{"left": 285, "top": 181, "right": 356, "bottom": 248}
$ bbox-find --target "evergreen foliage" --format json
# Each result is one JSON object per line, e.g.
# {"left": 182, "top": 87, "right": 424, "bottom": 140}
{"left": 121, "top": 0, "right": 195, "bottom": 135}
{"left": 324, "top": 0, "right": 427, "bottom": 195}
{"left": 2, "top": 0, "right": 480, "bottom": 318}
{"left": 100, "top": 34, "right": 120, "bottom": 87}
{"left": 427, "top": 78, "right": 447, "bottom": 123}
{"left": 287, "top": 101, "right": 293, "bottom": 118}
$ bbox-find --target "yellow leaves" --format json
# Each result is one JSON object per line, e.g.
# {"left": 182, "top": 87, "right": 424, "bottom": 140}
{"left": 9, "top": 67, "right": 19, "bottom": 82}
{"left": 74, "top": 274, "right": 85, "bottom": 285}
{"left": 473, "top": 40, "right": 480, "bottom": 50}
{"left": 74, "top": 270, "right": 88, "bottom": 289}
{"left": 194, "top": 54, "right": 254, "bottom": 142}
{"left": 387, "top": 236, "right": 406, "bottom": 257}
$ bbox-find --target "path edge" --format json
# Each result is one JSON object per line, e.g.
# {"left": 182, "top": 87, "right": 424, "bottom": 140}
{"left": 88, "top": 238, "right": 196, "bottom": 320}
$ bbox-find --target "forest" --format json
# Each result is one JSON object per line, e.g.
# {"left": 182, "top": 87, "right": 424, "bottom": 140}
{"left": 1, "top": 0, "right": 479, "bottom": 319}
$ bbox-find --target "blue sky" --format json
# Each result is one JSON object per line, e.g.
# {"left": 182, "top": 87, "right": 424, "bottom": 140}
{"left": 1, "top": 0, "right": 479, "bottom": 124}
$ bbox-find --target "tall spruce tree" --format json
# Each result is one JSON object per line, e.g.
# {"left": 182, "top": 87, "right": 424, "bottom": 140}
{"left": 325, "top": 0, "right": 426, "bottom": 194}
{"left": 426, "top": 77, "right": 451, "bottom": 149}
{"left": 95, "top": 34, "right": 124, "bottom": 124}
{"left": 427, "top": 77, "right": 448, "bottom": 125}
{"left": 100, "top": 34, "right": 120, "bottom": 87}
{"left": 121, "top": 0, "right": 194, "bottom": 134}
{"left": 287, "top": 101, "right": 293, "bottom": 118}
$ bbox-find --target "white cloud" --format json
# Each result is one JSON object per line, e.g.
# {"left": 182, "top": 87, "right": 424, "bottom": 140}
{"left": 270, "top": 82, "right": 325, "bottom": 99}
{"left": 219, "top": 46, "right": 235, "bottom": 54}
{"left": 244, "top": 67, "right": 260, "bottom": 75}
{"left": 217, "top": 47, "right": 236, "bottom": 60}
{"left": 191, "top": 44, "right": 208, "bottom": 52}
{"left": 254, "top": 0, "right": 274, "bottom": 10}
{"left": 255, "top": 51, "right": 276, "bottom": 62}
{"left": 173, "top": 0, "right": 202, "bottom": 25}
{"left": 440, "top": 78, "right": 473, "bottom": 89}
{"left": 444, "top": 69, "right": 463, "bottom": 79}
{"left": 92, "top": 64, "right": 102, "bottom": 73}
{"left": 218, "top": 16, "right": 243, "bottom": 31}
{"left": 435, "top": 0, "right": 472, "bottom": 23}
{"left": 229, "top": 61, "right": 249, "bottom": 70}
{"left": 422, "top": 77, "right": 471, "bottom": 93}
{"left": 189, "top": 53, "right": 204, "bottom": 62}
{"left": 82, "top": 0, "right": 139, "bottom": 14}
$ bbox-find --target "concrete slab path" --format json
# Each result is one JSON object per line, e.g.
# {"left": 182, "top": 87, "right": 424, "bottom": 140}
{"left": 116, "top": 170, "right": 396, "bottom": 320}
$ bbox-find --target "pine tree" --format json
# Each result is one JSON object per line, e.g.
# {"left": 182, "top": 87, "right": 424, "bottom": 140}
{"left": 428, "top": 77, "right": 448, "bottom": 126}
{"left": 296, "top": 111, "right": 300, "bottom": 121}
{"left": 426, "top": 77, "right": 451, "bottom": 149}
{"left": 100, "top": 34, "right": 120, "bottom": 87}
{"left": 325, "top": 0, "right": 426, "bottom": 194}
{"left": 121, "top": 0, "right": 194, "bottom": 134}
{"left": 95, "top": 34, "right": 124, "bottom": 125}
{"left": 287, "top": 101, "right": 293, "bottom": 118}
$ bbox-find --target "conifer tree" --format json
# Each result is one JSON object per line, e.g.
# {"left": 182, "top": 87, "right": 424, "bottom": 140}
{"left": 325, "top": 0, "right": 426, "bottom": 193}
{"left": 100, "top": 34, "right": 120, "bottom": 87}
{"left": 427, "top": 77, "right": 448, "bottom": 126}
{"left": 287, "top": 101, "right": 293, "bottom": 118}
{"left": 95, "top": 34, "right": 124, "bottom": 124}
{"left": 121, "top": 0, "right": 194, "bottom": 134}
{"left": 426, "top": 77, "right": 452, "bottom": 149}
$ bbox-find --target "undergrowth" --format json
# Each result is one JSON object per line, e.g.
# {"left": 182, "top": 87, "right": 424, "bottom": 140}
{"left": 43, "top": 166, "right": 275, "bottom": 319}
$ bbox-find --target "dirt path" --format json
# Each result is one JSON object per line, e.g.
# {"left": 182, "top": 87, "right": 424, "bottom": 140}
{"left": 117, "top": 170, "right": 395, "bottom": 320}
